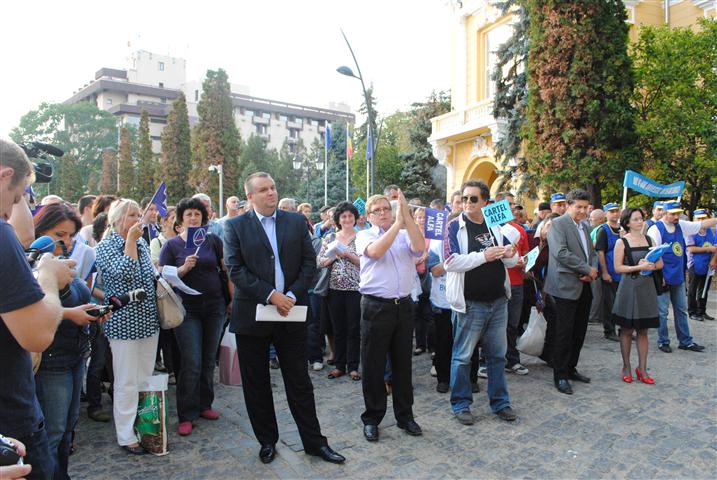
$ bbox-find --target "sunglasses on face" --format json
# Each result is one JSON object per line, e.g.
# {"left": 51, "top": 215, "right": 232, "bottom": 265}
{"left": 462, "top": 195, "right": 480, "bottom": 204}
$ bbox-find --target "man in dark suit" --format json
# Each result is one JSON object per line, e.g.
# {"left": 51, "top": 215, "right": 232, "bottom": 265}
{"left": 223, "top": 172, "right": 345, "bottom": 465}
{"left": 544, "top": 189, "right": 598, "bottom": 395}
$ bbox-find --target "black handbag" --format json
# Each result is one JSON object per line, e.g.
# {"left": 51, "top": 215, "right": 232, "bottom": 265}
{"left": 313, "top": 233, "right": 336, "bottom": 297}
{"left": 209, "top": 235, "right": 231, "bottom": 306}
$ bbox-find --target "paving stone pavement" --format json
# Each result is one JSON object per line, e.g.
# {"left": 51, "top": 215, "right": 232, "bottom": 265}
{"left": 69, "top": 292, "right": 716, "bottom": 479}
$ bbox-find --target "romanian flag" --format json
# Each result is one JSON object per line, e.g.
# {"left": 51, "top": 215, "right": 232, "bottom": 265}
{"left": 347, "top": 124, "right": 354, "bottom": 160}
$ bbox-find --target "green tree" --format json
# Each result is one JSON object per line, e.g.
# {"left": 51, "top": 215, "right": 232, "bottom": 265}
{"left": 632, "top": 19, "right": 717, "bottom": 214}
{"left": 54, "top": 153, "right": 85, "bottom": 200}
{"left": 526, "top": 0, "right": 638, "bottom": 206}
{"left": 191, "top": 69, "right": 242, "bottom": 207}
{"left": 238, "top": 135, "right": 280, "bottom": 183}
{"left": 136, "top": 110, "right": 155, "bottom": 200}
{"left": 491, "top": 0, "right": 535, "bottom": 198}
{"left": 399, "top": 91, "right": 451, "bottom": 201}
{"left": 160, "top": 93, "right": 193, "bottom": 203}
{"left": 117, "top": 127, "right": 135, "bottom": 198}
{"left": 10, "top": 102, "right": 117, "bottom": 197}
{"left": 99, "top": 149, "right": 117, "bottom": 195}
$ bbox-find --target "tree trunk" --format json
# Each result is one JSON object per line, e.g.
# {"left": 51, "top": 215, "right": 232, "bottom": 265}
{"left": 587, "top": 182, "right": 603, "bottom": 209}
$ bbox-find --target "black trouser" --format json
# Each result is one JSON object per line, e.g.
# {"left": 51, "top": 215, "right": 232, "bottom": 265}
{"left": 601, "top": 280, "right": 618, "bottom": 335}
{"left": 432, "top": 307, "right": 453, "bottom": 384}
{"left": 235, "top": 326, "right": 328, "bottom": 450}
{"left": 687, "top": 267, "right": 711, "bottom": 316}
{"left": 360, "top": 295, "right": 414, "bottom": 426}
{"left": 86, "top": 325, "right": 111, "bottom": 410}
{"left": 552, "top": 283, "right": 592, "bottom": 381}
{"left": 157, "top": 328, "right": 180, "bottom": 373}
{"left": 328, "top": 289, "right": 361, "bottom": 372}
{"left": 413, "top": 291, "right": 434, "bottom": 351}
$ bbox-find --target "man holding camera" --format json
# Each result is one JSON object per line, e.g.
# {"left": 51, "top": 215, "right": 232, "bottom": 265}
{"left": 1, "top": 138, "right": 76, "bottom": 479}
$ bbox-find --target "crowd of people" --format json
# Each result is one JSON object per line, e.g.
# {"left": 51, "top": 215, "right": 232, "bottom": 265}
{"left": 1, "top": 136, "right": 716, "bottom": 478}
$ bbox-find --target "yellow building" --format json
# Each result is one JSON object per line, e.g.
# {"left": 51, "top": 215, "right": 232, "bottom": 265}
{"left": 429, "top": 0, "right": 716, "bottom": 206}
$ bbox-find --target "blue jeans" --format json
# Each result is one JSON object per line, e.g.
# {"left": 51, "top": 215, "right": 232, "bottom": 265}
{"left": 174, "top": 297, "right": 225, "bottom": 422}
{"left": 34, "top": 357, "right": 85, "bottom": 479}
{"left": 17, "top": 424, "right": 54, "bottom": 480}
{"left": 450, "top": 297, "right": 510, "bottom": 414}
{"left": 658, "top": 283, "right": 694, "bottom": 347}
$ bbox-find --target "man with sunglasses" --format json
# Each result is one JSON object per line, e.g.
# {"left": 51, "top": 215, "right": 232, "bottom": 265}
{"left": 444, "top": 180, "right": 519, "bottom": 426}
{"left": 355, "top": 189, "right": 425, "bottom": 442}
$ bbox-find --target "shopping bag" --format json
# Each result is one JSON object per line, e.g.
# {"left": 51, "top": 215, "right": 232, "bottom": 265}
{"left": 219, "top": 327, "right": 242, "bottom": 386}
{"left": 516, "top": 307, "right": 547, "bottom": 357}
{"left": 135, "top": 374, "right": 169, "bottom": 456}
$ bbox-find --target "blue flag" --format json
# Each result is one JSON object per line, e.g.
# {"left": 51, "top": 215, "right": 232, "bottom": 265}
{"left": 325, "top": 124, "right": 331, "bottom": 150}
{"left": 623, "top": 171, "right": 685, "bottom": 198}
{"left": 150, "top": 182, "right": 168, "bottom": 217}
{"left": 186, "top": 226, "right": 208, "bottom": 250}
{"left": 481, "top": 199, "right": 514, "bottom": 228}
{"left": 148, "top": 224, "right": 158, "bottom": 241}
{"left": 366, "top": 130, "right": 373, "bottom": 161}
{"left": 353, "top": 197, "right": 366, "bottom": 216}
{"left": 424, "top": 208, "right": 447, "bottom": 240}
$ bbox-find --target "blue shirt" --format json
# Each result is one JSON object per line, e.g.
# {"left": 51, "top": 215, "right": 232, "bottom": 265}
{"left": 254, "top": 209, "right": 295, "bottom": 301}
{"left": 0, "top": 220, "right": 45, "bottom": 438}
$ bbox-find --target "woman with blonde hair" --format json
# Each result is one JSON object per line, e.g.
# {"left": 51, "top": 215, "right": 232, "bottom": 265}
{"left": 95, "top": 199, "right": 159, "bottom": 454}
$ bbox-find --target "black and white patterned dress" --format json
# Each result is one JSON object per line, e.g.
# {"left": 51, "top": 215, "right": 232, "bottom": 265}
{"left": 95, "top": 232, "right": 159, "bottom": 340}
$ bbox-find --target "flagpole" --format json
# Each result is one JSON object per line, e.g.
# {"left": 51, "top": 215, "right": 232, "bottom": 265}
{"left": 346, "top": 123, "right": 350, "bottom": 201}
{"left": 324, "top": 132, "right": 329, "bottom": 207}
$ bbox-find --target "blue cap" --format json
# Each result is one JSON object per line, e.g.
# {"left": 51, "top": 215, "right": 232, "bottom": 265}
{"left": 652, "top": 201, "right": 664, "bottom": 209}
{"left": 693, "top": 209, "right": 708, "bottom": 219}
{"left": 550, "top": 192, "right": 566, "bottom": 203}
{"left": 603, "top": 202, "right": 619, "bottom": 211}
{"left": 663, "top": 201, "right": 683, "bottom": 213}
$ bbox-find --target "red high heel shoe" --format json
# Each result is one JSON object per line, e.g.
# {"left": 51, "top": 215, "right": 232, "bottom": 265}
{"left": 622, "top": 370, "right": 633, "bottom": 383}
{"left": 635, "top": 368, "right": 654, "bottom": 384}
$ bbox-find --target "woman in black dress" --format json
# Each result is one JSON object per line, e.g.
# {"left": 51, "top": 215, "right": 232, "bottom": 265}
{"left": 612, "top": 208, "right": 663, "bottom": 384}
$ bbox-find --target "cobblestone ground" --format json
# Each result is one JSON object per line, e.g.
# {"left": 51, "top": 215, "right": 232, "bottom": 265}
{"left": 70, "top": 292, "right": 716, "bottom": 479}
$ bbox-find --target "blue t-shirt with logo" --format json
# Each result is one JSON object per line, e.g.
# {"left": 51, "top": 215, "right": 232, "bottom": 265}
{"left": 0, "top": 220, "right": 45, "bottom": 438}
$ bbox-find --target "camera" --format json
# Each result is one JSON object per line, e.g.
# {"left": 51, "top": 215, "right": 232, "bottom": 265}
{"left": 0, "top": 434, "right": 22, "bottom": 466}
{"left": 19, "top": 141, "right": 64, "bottom": 184}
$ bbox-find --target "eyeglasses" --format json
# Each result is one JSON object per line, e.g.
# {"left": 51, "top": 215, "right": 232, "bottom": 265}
{"left": 461, "top": 195, "right": 480, "bottom": 204}
{"left": 370, "top": 207, "right": 391, "bottom": 215}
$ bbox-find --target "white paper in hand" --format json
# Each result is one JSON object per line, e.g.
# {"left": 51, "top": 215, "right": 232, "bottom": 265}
{"left": 161, "top": 266, "right": 201, "bottom": 295}
{"left": 256, "top": 305, "right": 308, "bottom": 322}
{"left": 325, "top": 240, "right": 347, "bottom": 260}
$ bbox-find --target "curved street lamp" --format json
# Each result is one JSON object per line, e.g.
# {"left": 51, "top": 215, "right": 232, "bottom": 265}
{"left": 337, "top": 28, "right": 376, "bottom": 197}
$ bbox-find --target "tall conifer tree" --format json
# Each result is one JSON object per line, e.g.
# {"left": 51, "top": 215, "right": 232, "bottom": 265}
{"left": 117, "top": 127, "right": 135, "bottom": 198}
{"left": 136, "top": 110, "right": 155, "bottom": 200}
{"left": 160, "top": 92, "right": 192, "bottom": 203}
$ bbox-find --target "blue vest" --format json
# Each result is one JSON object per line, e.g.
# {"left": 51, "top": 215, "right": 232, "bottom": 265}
{"left": 645, "top": 219, "right": 656, "bottom": 230}
{"left": 601, "top": 223, "right": 621, "bottom": 282}
{"left": 690, "top": 228, "right": 715, "bottom": 276}
{"left": 655, "top": 221, "right": 686, "bottom": 286}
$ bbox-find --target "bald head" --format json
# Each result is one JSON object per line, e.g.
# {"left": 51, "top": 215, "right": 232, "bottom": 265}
{"left": 589, "top": 208, "right": 605, "bottom": 227}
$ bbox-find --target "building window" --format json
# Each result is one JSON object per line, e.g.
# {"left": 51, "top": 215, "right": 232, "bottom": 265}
{"left": 244, "top": 109, "right": 255, "bottom": 117}
{"left": 256, "top": 124, "right": 267, "bottom": 135}
{"left": 194, "top": 90, "right": 199, "bottom": 102}
{"left": 161, "top": 97, "right": 166, "bottom": 104}
{"left": 485, "top": 23, "right": 513, "bottom": 99}
{"left": 159, "top": 82, "right": 164, "bottom": 88}
{"left": 288, "top": 143, "right": 296, "bottom": 153}
{"left": 289, "top": 129, "right": 298, "bottom": 139}
{"left": 262, "top": 112, "right": 271, "bottom": 119}
{"left": 106, "top": 98, "right": 113, "bottom": 106}
{"left": 159, "top": 61, "right": 165, "bottom": 71}
{"left": 279, "top": 114, "right": 288, "bottom": 122}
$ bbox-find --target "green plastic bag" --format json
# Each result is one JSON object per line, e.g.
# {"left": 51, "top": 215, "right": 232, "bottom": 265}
{"left": 134, "top": 374, "right": 168, "bottom": 456}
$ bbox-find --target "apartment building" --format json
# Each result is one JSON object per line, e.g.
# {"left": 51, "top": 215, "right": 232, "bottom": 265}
{"left": 428, "top": 0, "right": 716, "bottom": 202}
{"left": 64, "top": 50, "right": 354, "bottom": 154}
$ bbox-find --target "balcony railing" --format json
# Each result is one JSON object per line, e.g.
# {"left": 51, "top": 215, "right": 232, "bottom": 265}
{"left": 430, "top": 98, "right": 495, "bottom": 141}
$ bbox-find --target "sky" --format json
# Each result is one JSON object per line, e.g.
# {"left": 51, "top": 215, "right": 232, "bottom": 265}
{"left": 0, "top": 0, "right": 454, "bottom": 136}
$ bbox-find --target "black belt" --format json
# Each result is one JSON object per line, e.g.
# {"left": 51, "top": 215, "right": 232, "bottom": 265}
{"left": 364, "top": 294, "right": 412, "bottom": 305}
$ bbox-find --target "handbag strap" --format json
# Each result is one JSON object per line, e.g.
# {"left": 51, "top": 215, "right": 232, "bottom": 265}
{"left": 208, "top": 234, "right": 225, "bottom": 273}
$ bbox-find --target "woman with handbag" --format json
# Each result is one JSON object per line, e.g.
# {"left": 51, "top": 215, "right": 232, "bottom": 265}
{"left": 33, "top": 203, "right": 111, "bottom": 475}
{"left": 612, "top": 207, "right": 662, "bottom": 384}
{"left": 95, "top": 199, "right": 159, "bottom": 455}
{"left": 317, "top": 202, "right": 362, "bottom": 381}
{"left": 158, "top": 197, "right": 232, "bottom": 436}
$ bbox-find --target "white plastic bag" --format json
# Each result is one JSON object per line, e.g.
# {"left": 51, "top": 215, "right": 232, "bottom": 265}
{"left": 517, "top": 307, "right": 547, "bottom": 357}
{"left": 219, "top": 327, "right": 242, "bottom": 386}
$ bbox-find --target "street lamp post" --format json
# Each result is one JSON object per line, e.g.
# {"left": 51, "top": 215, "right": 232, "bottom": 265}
{"left": 208, "top": 164, "right": 224, "bottom": 218}
{"left": 337, "top": 28, "right": 376, "bottom": 197}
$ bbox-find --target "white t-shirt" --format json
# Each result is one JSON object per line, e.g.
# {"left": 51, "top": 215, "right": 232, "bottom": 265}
{"left": 647, "top": 219, "right": 704, "bottom": 246}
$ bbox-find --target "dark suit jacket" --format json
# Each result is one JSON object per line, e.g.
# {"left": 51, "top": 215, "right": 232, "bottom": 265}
{"left": 544, "top": 213, "right": 598, "bottom": 301}
{"left": 223, "top": 209, "right": 316, "bottom": 336}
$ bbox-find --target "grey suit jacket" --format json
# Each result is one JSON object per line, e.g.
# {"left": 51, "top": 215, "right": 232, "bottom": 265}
{"left": 544, "top": 213, "right": 597, "bottom": 300}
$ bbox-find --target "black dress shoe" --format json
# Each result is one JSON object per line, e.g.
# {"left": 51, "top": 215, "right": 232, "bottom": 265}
{"left": 122, "top": 444, "right": 145, "bottom": 455}
{"left": 678, "top": 343, "right": 705, "bottom": 352}
{"left": 658, "top": 344, "right": 672, "bottom": 353}
{"left": 555, "top": 379, "right": 573, "bottom": 395}
{"left": 305, "top": 445, "right": 346, "bottom": 464}
{"left": 689, "top": 314, "right": 704, "bottom": 322}
{"left": 604, "top": 332, "right": 620, "bottom": 342}
{"left": 703, "top": 313, "right": 715, "bottom": 321}
{"left": 397, "top": 420, "right": 423, "bottom": 436}
{"left": 436, "top": 382, "right": 449, "bottom": 393}
{"left": 363, "top": 424, "right": 379, "bottom": 442}
{"left": 259, "top": 444, "right": 276, "bottom": 464}
{"left": 568, "top": 371, "right": 591, "bottom": 383}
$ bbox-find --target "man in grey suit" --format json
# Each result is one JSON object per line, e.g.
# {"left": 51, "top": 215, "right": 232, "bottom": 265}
{"left": 544, "top": 189, "right": 598, "bottom": 395}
